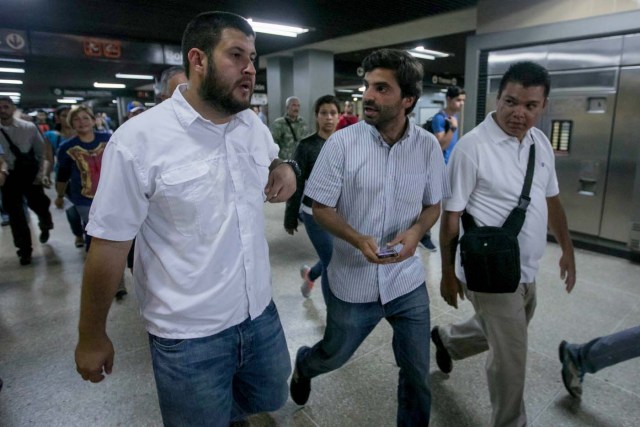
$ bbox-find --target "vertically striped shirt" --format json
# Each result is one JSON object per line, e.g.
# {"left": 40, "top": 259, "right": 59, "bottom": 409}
{"left": 305, "top": 120, "right": 450, "bottom": 304}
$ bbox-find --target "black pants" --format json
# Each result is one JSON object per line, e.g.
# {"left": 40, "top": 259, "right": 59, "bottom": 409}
{"left": 1, "top": 173, "right": 53, "bottom": 256}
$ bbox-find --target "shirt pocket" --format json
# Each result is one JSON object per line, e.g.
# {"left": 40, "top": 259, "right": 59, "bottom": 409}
{"left": 160, "top": 160, "right": 225, "bottom": 237}
{"left": 239, "top": 152, "right": 271, "bottom": 203}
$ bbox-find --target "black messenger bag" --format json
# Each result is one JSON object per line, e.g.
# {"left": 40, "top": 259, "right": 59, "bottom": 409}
{"left": 459, "top": 143, "right": 535, "bottom": 293}
{"left": 1, "top": 128, "right": 40, "bottom": 182}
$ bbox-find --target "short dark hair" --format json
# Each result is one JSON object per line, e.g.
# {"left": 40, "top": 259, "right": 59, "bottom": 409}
{"left": 361, "top": 49, "right": 424, "bottom": 115}
{"left": 181, "top": 11, "right": 255, "bottom": 78}
{"left": 314, "top": 94, "right": 340, "bottom": 116}
{"left": 446, "top": 86, "right": 465, "bottom": 99}
{"left": 55, "top": 105, "right": 71, "bottom": 117}
{"left": 498, "top": 61, "right": 550, "bottom": 98}
{"left": 0, "top": 96, "right": 15, "bottom": 105}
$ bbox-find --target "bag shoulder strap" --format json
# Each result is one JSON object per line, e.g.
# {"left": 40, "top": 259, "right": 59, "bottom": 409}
{"left": 284, "top": 118, "right": 298, "bottom": 141}
{"left": 462, "top": 138, "right": 536, "bottom": 234}
{"left": 1, "top": 127, "right": 23, "bottom": 158}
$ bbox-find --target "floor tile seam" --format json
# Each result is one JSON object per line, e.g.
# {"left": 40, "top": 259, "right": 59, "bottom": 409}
{"left": 298, "top": 407, "right": 321, "bottom": 427}
{"left": 527, "top": 386, "right": 564, "bottom": 426}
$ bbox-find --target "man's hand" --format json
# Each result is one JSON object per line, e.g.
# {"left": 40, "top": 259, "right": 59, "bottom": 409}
{"left": 354, "top": 235, "right": 387, "bottom": 263}
{"left": 285, "top": 227, "right": 297, "bottom": 235}
{"left": 559, "top": 251, "right": 576, "bottom": 293}
{"left": 75, "top": 333, "right": 114, "bottom": 383}
{"left": 265, "top": 162, "right": 296, "bottom": 203}
{"left": 440, "top": 271, "right": 464, "bottom": 309}
{"left": 54, "top": 196, "right": 64, "bottom": 209}
{"left": 385, "top": 227, "right": 423, "bottom": 262}
{"left": 447, "top": 116, "right": 459, "bottom": 130}
{"left": 41, "top": 175, "right": 52, "bottom": 188}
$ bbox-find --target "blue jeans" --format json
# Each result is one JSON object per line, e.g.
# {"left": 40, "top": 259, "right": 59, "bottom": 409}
{"left": 566, "top": 325, "right": 640, "bottom": 375}
{"left": 302, "top": 211, "right": 333, "bottom": 301}
{"left": 149, "top": 301, "right": 291, "bottom": 426}
{"left": 73, "top": 204, "right": 91, "bottom": 251}
{"left": 65, "top": 204, "right": 83, "bottom": 237}
{"left": 298, "top": 284, "right": 431, "bottom": 426}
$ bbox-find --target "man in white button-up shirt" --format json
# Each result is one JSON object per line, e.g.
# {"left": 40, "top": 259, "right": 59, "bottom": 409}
{"left": 74, "top": 12, "right": 297, "bottom": 425}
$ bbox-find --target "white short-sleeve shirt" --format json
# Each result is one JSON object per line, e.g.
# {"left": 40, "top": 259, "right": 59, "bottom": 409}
{"left": 443, "top": 113, "right": 559, "bottom": 283}
{"left": 86, "top": 85, "right": 279, "bottom": 338}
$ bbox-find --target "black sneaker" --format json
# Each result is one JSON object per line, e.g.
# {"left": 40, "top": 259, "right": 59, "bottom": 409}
{"left": 431, "top": 326, "right": 452, "bottom": 374}
{"left": 290, "top": 346, "right": 312, "bottom": 405}
{"left": 39, "top": 229, "right": 50, "bottom": 244}
{"left": 419, "top": 235, "right": 437, "bottom": 252}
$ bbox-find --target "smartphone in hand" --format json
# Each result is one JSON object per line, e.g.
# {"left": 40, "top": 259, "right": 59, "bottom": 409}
{"left": 377, "top": 246, "right": 399, "bottom": 259}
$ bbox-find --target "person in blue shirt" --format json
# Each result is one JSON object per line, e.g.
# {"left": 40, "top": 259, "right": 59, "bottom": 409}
{"left": 55, "top": 106, "right": 109, "bottom": 249}
{"left": 419, "top": 86, "right": 466, "bottom": 251}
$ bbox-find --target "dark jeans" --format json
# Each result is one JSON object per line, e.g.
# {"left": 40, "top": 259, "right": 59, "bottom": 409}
{"left": 301, "top": 211, "right": 333, "bottom": 301}
{"left": 298, "top": 283, "right": 431, "bottom": 426}
{"left": 65, "top": 204, "right": 83, "bottom": 237}
{"left": 566, "top": 325, "right": 640, "bottom": 375}
{"left": 1, "top": 173, "right": 52, "bottom": 256}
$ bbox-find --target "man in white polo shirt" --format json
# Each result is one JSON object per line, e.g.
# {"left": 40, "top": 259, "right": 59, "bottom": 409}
{"left": 74, "top": 12, "right": 297, "bottom": 425}
{"left": 433, "top": 61, "right": 576, "bottom": 427}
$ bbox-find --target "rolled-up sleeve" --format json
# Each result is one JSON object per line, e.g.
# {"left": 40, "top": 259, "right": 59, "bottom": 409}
{"left": 304, "top": 135, "right": 344, "bottom": 208}
{"left": 86, "top": 139, "right": 149, "bottom": 241}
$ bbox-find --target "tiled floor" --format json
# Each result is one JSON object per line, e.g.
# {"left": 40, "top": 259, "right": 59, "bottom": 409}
{"left": 1, "top": 198, "right": 639, "bottom": 426}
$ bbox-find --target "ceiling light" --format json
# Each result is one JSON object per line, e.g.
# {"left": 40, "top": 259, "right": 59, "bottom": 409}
{"left": 336, "top": 89, "right": 353, "bottom": 93}
{"left": 94, "top": 82, "right": 126, "bottom": 89}
{"left": 0, "top": 79, "right": 23, "bottom": 85}
{"left": 247, "top": 19, "right": 309, "bottom": 37}
{"left": 57, "top": 99, "right": 77, "bottom": 104}
{"left": 116, "top": 73, "right": 154, "bottom": 80}
{"left": 112, "top": 99, "right": 117, "bottom": 103}
{"left": 408, "top": 52, "right": 435, "bottom": 60}
{"left": 144, "top": 102, "right": 156, "bottom": 107}
{"left": 410, "top": 46, "right": 450, "bottom": 59}
{"left": 0, "top": 67, "right": 25, "bottom": 73}
{"left": 0, "top": 91, "right": 20, "bottom": 96}
{"left": 0, "top": 57, "right": 25, "bottom": 63}
{"left": 62, "top": 97, "right": 84, "bottom": 101}
{"left": 352, "top": 94, "right": 363, "bottom": 98}
{"left": 358, "top": 86, "right": 365, "bottom": 92}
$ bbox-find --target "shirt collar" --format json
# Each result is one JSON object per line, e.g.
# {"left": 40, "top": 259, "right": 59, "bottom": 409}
{"left": 367, "top": 118, "right": 413, "bottom": 147}
{"left": 485, "top": 112, "right": 535, "bottom": 147}
{"left": 171, "top": 83, "right": 251, "bottom": 130}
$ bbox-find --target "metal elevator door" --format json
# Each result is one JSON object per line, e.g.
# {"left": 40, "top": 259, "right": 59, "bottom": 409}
{"left": 600, "top": 66, "right": 640, "bottom": 242}
{"left": 542, "top": 90, "right": 616, "bottom": 236}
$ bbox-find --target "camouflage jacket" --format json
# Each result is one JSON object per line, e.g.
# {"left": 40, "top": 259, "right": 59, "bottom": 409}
{"left": 270, "top": 115, "right": 309, "bottom": 160}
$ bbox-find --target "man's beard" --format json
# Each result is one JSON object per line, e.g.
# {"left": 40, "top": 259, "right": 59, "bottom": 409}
{"left": 198, "top": 60, "right": 252, "bottom": 115}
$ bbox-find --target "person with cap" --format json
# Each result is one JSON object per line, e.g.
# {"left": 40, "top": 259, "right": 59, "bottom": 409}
{"left": 126, "top": 101, "right": 146, "bottom": 120}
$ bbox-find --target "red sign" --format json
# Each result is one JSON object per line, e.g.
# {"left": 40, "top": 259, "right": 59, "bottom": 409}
{"left": 83, "top": 39, "right": 121, "bottom": 59}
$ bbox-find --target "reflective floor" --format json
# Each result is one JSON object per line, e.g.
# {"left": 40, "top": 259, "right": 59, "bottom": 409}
{"left": 1, "top": 196, "right": 639, "bottom": 426}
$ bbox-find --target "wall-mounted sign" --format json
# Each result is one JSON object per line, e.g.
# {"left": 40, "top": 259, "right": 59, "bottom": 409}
{"left": 251, "top": 93, "right": 268, "bottom": 105}
{"left": 83, "top": 39, "right": 122, "bottom": 59}
{"left": 0, "top": 29, "right": 28, "bottom": 54}
{"left": 431, "top": 75, "right": 458, "bottom": 86}
{"left": 163, "top": 45, "right": 182, "bottom": 65}
{"left": 356, "top": 67, "right": 364, "bottom": 77}
{"left": 255, "top": 83, "right": 266, "bottom": 91}
{"left": 52, "top": 88, "right": 114, "bottom": 98}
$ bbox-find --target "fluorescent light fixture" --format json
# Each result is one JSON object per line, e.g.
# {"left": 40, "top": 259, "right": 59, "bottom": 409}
{"left": 144, "top": 102, "right": 156, "bottom": 107}
{"left": 116, "top": 73, "right": 154, "bottom": 80}
{"left": 94, "top": 82, "right": 126, "bottom": 89}
{"left": 336, "top": 89, "right": 353, "bottom": 93}
{"left": 112, "top": 99, "right": 117, "bottom": 103}
{"left": 0, "top": 79, "right": 23, "bottom": 85}
{"left": 0, "top": 91, "right": 20, "bottom": 96}
{"left": 57, "top": 99, "right": 77, "bottom": 104}
{"left": 352, "top": 94, "right": 363, "bottom": 98}
{"left": 408, "top": 46, "right": 450, "bottom": 60}
{"left": 0, "top": 57, "right": 25, "bottom": 63}
{"left": 62, "top": 97, "right": 84, "bottom": 101}
{"left": 358, "top": 86, "right": 365, "bottom": 92}
{"left": 409, "top": 51, "right": 435, "bottom": 60}
{"left": 247, "top": 19, "right": 309, "bottom": 37}
{"left": 0, "top": 67, "right": 25, "bottom": 73}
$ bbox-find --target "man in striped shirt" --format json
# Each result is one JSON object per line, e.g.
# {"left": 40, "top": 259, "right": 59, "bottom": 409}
{"left": 290, "top": 49, "right": 449, "bottom": 425}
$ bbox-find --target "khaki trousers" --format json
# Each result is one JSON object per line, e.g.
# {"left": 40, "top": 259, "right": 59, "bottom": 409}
{"left": 439, "top": 282, "right": 537, "bottom": 427}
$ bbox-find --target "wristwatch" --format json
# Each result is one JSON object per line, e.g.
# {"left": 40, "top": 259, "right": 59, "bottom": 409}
{"left": 281, "top": 159, "right": 301, "bottom": 178}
